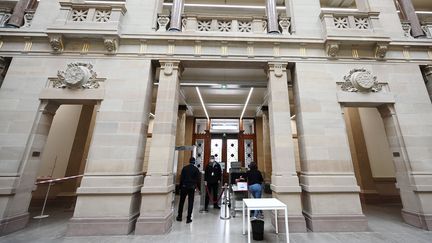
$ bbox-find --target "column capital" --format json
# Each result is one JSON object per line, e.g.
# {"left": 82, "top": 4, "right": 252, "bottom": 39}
{"left": 159, "top": 60, "right": 183, "bottom": 76}
{"left": 267, "top": 62, "right": 288, "bottom": 78}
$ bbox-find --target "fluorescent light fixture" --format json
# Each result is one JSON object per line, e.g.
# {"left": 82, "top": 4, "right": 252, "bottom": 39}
{"left": 195, "top": 87, "right": 210, "bottom": 120}
{"left": 163, "top": 3, "right": 285, "bottom": 10}
{"left": 240, "top": 88, "right": 254, "bottom": 120}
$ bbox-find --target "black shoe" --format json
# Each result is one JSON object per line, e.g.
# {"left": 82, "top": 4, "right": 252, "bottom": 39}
{"left": 186, "top": 218, "right": 192, "bottom": 224}
{"left": 176, "top": 216, "right": 182, "bottom": 222}
{"left": 214, "top": 205, "right": 221, "bottom": 209}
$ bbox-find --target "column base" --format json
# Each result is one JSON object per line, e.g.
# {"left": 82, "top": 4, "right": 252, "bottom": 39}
{"left": 0, "top": 213, "right": 29, "bottom": 236}
{"left": 134, "top": 212, "right": 173, "bottom": 235}
{"left": 66, "top": 213, "right": 139, "bottom": 236}
{"left": 402, "top": 209, "right": 432, "bottom": 231}
{"left": 303, "top": 211, "right": 368, "bottom": 232}
{"left": 271, "top": 214, "right": 307, "bottom": 232}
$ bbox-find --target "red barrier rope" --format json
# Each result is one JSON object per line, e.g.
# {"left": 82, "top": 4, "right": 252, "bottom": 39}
{"left": 35, "top": 175, "right": 83, "bottom": 185}
{"left": 205, "top": 185, "right": 226, "bottom": 205}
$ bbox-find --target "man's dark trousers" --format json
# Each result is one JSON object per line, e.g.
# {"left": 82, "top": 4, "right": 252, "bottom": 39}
{"left": 178, "top": 186, "right": 195, "bottom": 219}
{"left": 205, "top": 182, "right": 219, "bottom": 209}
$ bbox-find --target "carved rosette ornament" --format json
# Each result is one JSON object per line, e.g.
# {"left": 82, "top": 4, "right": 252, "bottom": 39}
{"left": 341, "top": 68, "right": 382, "bottom": 93}
{"left": 54, "top": 62, "right": 99, "bottom": 89}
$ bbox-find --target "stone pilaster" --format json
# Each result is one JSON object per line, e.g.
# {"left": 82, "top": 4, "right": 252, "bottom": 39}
{"left": 378, "top": 105, "right": 432, "bottom": 230}
{"left": 265, "top": 0, "right": 280, "bottom": 34}
{"left": 267, "top": 62, "right": 306, "bottom": 232}
{"left": 169, "top": 0, "right": 184, "bottom": 31}
{"left": 66, "top": 60, "right": 154, "bottom": 236}
{"left": 294, "top": 63, "right": 367, "bottom": 232}
{"left": 398, "top": 0, "right": 424, "bottom": 37}
{"left": 0, "top": 101, "right": 59, "bottom": 235}
{"left": 135, "top": 60, "right": 181, "bottom": 235}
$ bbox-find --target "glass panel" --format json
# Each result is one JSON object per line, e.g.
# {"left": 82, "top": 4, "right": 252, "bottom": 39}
{"left": 211, "top": 139, "right": 223, "bottom": 162}
{"left": 243, "top": 119, "right": 255, "bottom": 135}
{"left": 226, "top": 139, "right": 238, "bottom": 171}
{"left": 195, "top": 139, "right": 205, "bottom": 170}
{"left": 210, "top": 119, "right": 239, "bottom": 133}
{"left": 244, "top": 139, "right": 254, "bottom": 168}
{"left": 195, "top": 119, "right": 207, "bottom": 134}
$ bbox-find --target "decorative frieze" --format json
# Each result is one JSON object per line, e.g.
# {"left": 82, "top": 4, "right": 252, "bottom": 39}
{"left": 53, "top": 62, "right": 100, "bottom": 89}
{"left": 341, "top": 68, "right": 382, "bottom": 93}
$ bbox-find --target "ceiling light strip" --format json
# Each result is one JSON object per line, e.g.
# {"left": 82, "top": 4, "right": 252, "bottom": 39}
{"left": 195, "top": 87, "right": 210, "bottom": 120}
{"left": 240, "top": 87, "right": 254, "bottom": 120}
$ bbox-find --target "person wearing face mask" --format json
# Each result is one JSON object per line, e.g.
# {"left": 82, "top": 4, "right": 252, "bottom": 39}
{"left": 204, "top": 155, "right": 222, "bottom": 211}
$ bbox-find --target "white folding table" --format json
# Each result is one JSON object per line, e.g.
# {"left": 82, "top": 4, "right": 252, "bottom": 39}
{"left": 242, "top": 198, "right": 289, "bottom": 243}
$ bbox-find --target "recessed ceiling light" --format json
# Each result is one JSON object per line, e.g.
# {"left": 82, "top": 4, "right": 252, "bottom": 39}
{"left": 196, "top": 87, "right": 210, "bottom": 120}
{"left": 240, "top": 88, "right": 254, "bottom": 120}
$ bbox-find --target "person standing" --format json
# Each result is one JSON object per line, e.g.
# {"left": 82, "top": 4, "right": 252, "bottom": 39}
{"left": 245, "top": 162, "right": 264, "bottom": 218}
{"left": 176, "top": 157, "right": 201, "bottom": 223}
{"left": 204, "top": 155, "right": 222, "bottom": 211}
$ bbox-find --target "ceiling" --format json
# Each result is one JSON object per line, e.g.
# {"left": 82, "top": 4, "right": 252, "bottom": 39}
{"left": 153, "top": 63, "right": 270, "bottom": 118}
{"left": 152, "top": 61, "right": 297, "bottom": 118}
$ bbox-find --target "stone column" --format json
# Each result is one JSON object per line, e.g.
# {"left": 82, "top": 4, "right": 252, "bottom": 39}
{"left": 175, "top": 106, "right": 187, "bottom": 184}
{"left": 262, "top": 109, "right": 272, "bottom": 182}
{"left": 136, "top": 60, "right": 181, "bottom": 235}
{"left": 267, "top": 62, "right": 306, "bottom": 232}
{"left": 398, "top": 0, "right": 424, "bottom": 37}
{"left": 265, "top": 0, "right": 280, "bottom": 34}
{"left": 169, "top": 0, "right": 184, "bottom": 31}
{"left": 6, "top": 0, "right": 31, "bottom": 28}
{"left": 0, "top": 101, "right": 58, "bottom": 235}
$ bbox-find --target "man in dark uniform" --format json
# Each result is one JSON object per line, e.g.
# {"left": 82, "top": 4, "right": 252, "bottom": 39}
{"left": 204, "top": 155, "right": 222, "bottom": 211}
{"left": 176, "top": 157, "right": 200, "bottom": 224}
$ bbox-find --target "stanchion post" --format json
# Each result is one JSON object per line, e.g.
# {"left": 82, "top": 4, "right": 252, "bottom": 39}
{"left": 220, "top": 183, "right": 231, "bottom": 220}
{"left": 199, "top": 171, "right": 206, "bottom": 213}
{"left": 33, "top": 182, "right": 52, "bottom": 219}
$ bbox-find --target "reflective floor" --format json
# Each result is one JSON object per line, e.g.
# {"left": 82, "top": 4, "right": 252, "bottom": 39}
{"left": 1, "top": 194, "right": 431, "bottom": 243}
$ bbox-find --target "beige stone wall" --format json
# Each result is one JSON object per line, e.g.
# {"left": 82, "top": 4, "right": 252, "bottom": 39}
{"left": 37, "top": 105, "right": 82, "bottom": 178}
{"left": 358, "top": 107, "right": 396, "bottom": 178}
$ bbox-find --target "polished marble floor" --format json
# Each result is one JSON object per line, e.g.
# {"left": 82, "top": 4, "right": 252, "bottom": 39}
{"left": 1, "top": 195, "right": 431, "bottom": 243}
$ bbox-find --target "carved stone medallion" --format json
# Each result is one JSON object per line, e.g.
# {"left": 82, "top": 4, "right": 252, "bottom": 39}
{"left": 342, "top": 68, "right": 382, "bottom": 92}
{"left": 55, "top": 62, "right": 99, "bottom": 89}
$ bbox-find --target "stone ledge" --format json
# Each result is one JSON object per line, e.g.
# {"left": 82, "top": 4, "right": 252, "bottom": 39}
{"left": 135, "top": 212, "right": 173, "bottom": 235}
{"left": 270, "top": 214, "right": 307, "bottom": 233}
{"left": 76, "top": 185, "right": 142, "bottom": 195}
{"left": 300, "top": 184, "right": 361, "bottom": 193}
{"left": 303, "top": 211, "right": 368, "bottom": 232}
{"left": 141, "top": 184, "right": 175, "bottom": 194}
{"left": 402, "top": 209, "right": 432, "bottom": 231}
{"left": 66, "top": 213, "right": 139, "bottom": 236}
{"left": 0, "top": 213, "right": 29, "bottom": 236}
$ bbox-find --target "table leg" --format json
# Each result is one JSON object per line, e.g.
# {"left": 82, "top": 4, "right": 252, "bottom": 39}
{"left": 285, "top": 208, "right": 290, "bottom": 243}
{"left": 275, "top": 209, "right": 278, "bottom": 234}
{"left": 247, "top": 209, "right": 251, "bottom": 243}
{"left": 242, "top": 201, "right": 245, "bottom": 235}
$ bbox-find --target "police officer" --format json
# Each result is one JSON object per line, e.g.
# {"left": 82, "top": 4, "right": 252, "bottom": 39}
{"left": 204, "top": 155, "right": 222, "bottom": 211}
{"left": 176, "top": 157, "right": 200, "bottom": 224}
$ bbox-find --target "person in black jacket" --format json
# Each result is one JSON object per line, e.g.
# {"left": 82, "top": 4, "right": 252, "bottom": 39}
{"left": 176, "top": 157, "right": 200, "bottom": 224}
{"left": 204, "top": 155, "right": 222, "bottom": 211}
{"left": 244, "top": 162, "right": 264, "bottom": 218}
